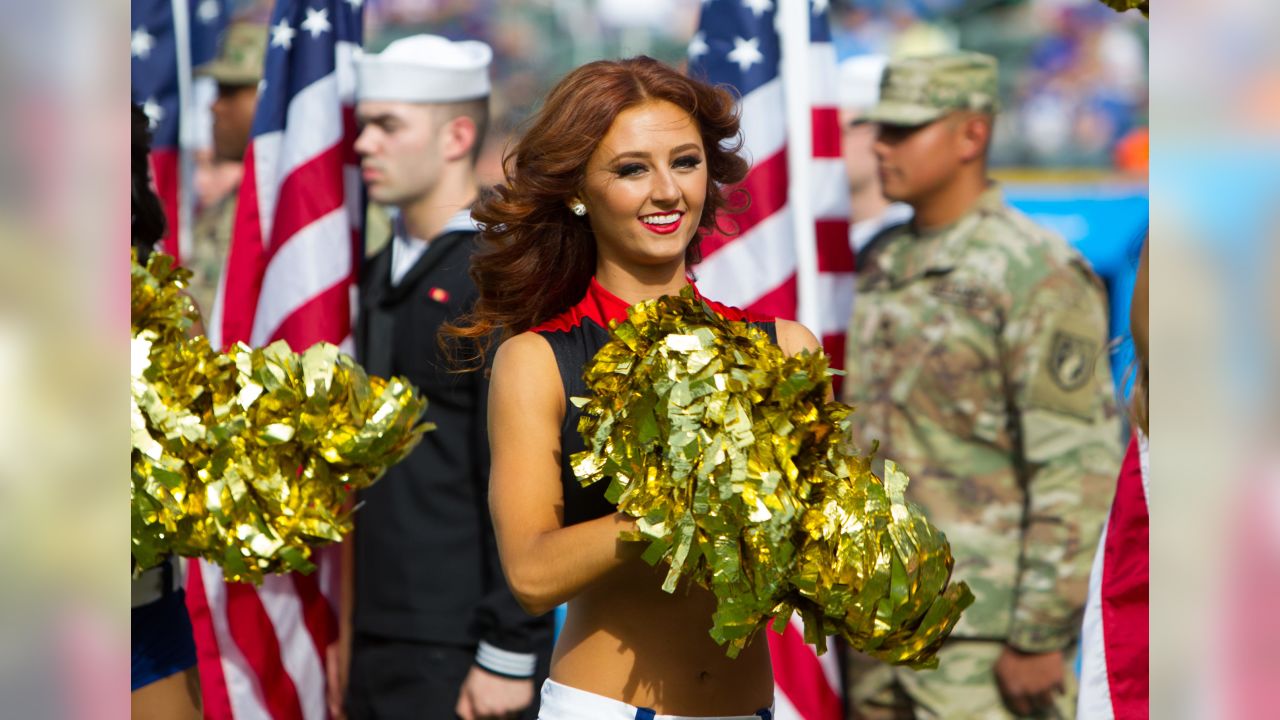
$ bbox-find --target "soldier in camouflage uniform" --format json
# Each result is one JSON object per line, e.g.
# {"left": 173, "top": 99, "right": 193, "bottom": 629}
{"left": 842, "top": 52, "right": 1122, "bottom": 719}
{"left": 187, "top": 21, "right": 266, "bottom": 316}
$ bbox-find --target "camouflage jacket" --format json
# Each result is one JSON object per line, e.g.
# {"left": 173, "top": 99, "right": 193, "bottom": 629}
{"left": 842, "top": 185, "right": 1122, "bottom": 652}
{"left": 185, "top": 185, "right": 238, "bottom": 320}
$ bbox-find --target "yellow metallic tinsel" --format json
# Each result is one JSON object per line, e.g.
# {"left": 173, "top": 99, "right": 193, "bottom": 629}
{"left": 571, "top": 288, "right": 973, "bottom": 667}
{"left": 131, "top": 252, "right": 431, "bottom": 582}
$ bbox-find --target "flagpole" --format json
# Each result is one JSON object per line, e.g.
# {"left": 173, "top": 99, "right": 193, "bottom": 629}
{"left": 171, "top": 0, "right": 195, "bottom": 264}
{"left": 780, "top": 0, "right": 820, "bottom": 331}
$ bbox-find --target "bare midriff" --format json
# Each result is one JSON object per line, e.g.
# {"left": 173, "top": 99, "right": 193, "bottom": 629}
{"left": 549, "top": 555, "right": 774, "bottom": 716}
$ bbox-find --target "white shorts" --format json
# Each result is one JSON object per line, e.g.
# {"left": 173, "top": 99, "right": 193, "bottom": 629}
{"left": 537, "top": 678, "right": 773, "bottom": 720}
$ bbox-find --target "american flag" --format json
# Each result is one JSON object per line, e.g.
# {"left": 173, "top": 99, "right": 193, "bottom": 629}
{"left": 688, "top": 1, "right": 847, "bottom": 719}
{"left": 131, "top": 0, "right": 230, "bottom": 263}
{"left": 1077, "top": 433, "right": 1149, "bottom": 720}
{"left": 187, "top": 0, "right": 364, "bottom": 717}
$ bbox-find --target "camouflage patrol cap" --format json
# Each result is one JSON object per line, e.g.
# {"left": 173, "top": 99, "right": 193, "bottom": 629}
{"left": 197, "top": 21, "right": 267, "bottom": 86}
{"left": 864, "top": 51, "right": 1000, "bottom": 127}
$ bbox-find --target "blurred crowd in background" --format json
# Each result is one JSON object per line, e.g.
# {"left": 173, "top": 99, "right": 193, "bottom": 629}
{"left": 222, "top": 0, "right": 1148, "bottom": 190}
{"left": 831, "top": 0, "right": 1147, "bottom": 170}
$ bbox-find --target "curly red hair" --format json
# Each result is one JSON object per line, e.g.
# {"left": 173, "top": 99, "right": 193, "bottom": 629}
{"left": 444, "top": 56, "right": 749, "bottom": 356}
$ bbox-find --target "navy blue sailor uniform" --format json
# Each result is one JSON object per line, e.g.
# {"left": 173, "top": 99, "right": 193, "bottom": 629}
{"left": 530, "top": 277, "right": 778, "bottom": 525}
{"left": 348, "top": 211, "right": 554, "bottom": 719}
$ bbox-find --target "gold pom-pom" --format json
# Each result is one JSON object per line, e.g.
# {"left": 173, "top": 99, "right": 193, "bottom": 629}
{"left": 571, "top": 288, "right": 972, "bottom": 666}
{"left": 131, "top": 251, "right": 432, "bottom": 582}
{"left": 783, "top": 418, "right": 974, "bottom": 668}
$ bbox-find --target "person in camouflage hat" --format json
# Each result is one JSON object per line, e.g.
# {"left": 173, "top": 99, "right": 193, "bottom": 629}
{"left": 187, "top": 20, "right": 267, "bottom": 317}
{"left": 842, "top": 50, "right": 1122, "bottom": 719}
{"left": 862, "top": 51, "right": 1000, "bottom": 127}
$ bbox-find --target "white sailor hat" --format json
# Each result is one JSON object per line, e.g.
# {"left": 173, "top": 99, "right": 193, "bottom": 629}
{"left": 837, "top": 54, "right": 889, "bottom": 112}
{"left": 356, "top": 34, "right": 493, "bottom": 104}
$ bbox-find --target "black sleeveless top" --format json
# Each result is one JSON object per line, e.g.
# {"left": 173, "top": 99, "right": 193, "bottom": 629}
{"left": 531, "top": 278, "right": 778, "bottom": 526}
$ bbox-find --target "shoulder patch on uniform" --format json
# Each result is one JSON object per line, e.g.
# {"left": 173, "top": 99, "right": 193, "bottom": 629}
{"left": 1027, "top": 319, "right": 1104, "bottom": 420}
{"left": 1048, "top": 330, "right": 1096, "bottom": 392}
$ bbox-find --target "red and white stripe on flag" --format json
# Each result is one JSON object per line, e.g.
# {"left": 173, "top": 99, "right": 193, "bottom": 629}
{"left": 806, "top": 19, "right": 853, "bottom": 398}
{"left": 189, "top": 0, "right": 364, "bottom": 717}
{"left": 769, "top": 614, "right": 844, "bottom": 720}
{"left": 150, "top": 149, "right": 183, "bottom": 260}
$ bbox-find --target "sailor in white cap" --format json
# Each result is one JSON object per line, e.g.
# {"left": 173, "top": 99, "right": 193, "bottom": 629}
{"left": 354, "top": 33, "right": 493, "bottom": 268}
{"left": 837, "top": 54, "right": 913, "bottom": 266}
{"left": 336, "top": 34, "right": 553, "bottom": 720}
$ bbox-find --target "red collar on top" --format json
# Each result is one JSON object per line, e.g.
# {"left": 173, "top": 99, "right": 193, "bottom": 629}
{"left": 530, "top": 276, "right": 767, "bottom": 334}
